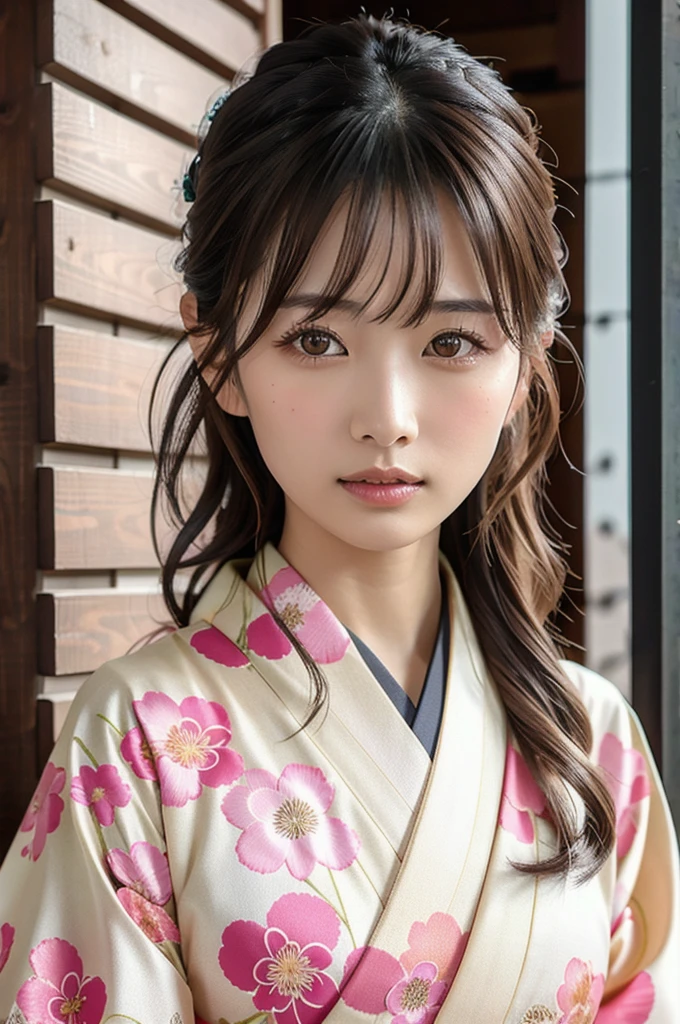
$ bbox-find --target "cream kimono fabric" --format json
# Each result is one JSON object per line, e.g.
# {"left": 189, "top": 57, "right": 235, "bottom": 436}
{"left": 0, "top": 543, "right": 678, "bottom": 1024}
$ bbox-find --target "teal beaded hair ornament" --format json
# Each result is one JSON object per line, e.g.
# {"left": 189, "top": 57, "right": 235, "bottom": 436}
{"left": 182, "top": 89, "right": 231, "bottom": 203}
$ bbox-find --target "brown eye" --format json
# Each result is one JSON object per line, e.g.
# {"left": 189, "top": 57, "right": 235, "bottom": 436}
{"left": 428, "top": 333, "right": 470, "bottom": 358}
{"left": 299, "top": 331, "right": 334, "bottom": 356}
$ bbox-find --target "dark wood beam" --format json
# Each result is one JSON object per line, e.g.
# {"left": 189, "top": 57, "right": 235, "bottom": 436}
{"left": 0, "top": 0, "right": 40, "bottom": 861}
{"left": 630, "top": 0, "right": 680, "bottom": 828}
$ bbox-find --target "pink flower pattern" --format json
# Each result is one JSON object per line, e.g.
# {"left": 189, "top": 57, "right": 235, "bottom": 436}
{"left": 341, "top": 912, "right": 468, "bottom": 1021}
{"left": 70, "top": 764, "right": 131, "bottom": 826}
{"left": 221, "top": 763, "right": 360, "bottom": 880}
{"left": 595, "top": 972, "right": 655, "bottom": 1023}
{"left": 499, "top": 746, "right": 548, "bottom": 844}
{"left": 597, "top": 734, "right": 651, "bottom": 859}
{"left": 249, "top": 566, "right": 350, "bottom": 664}
{"left": 19, "top": 761, "right": 66, "bottom": 861}
{"left": 120, "top": 726, "right": 157, "bottom": 780}
{"left": 106, "top": 840, "right": 180, "bottom": 943}
{"left": 132, "top": 692, "right": 244, "bottom": 807}
{"left": 556, "top": 958, "right": 605, "bottom": 1024}
{"left": 190, "top": 626, "right": 250, "bottom": 668}
{"left": 116, "top": 889, "right": 180, "bottom": 943}
{"left": 16, "top": 937, "right": 106, "bottom": 1024}
{"left": 0, "top": 922, "right": 15, "bottom": 973}
{"left": 385, "top": 961, "right": 448, "bottom": 1024}
{"left": 107, "top": 841, "right": 172, "bottom": 904}
{"left": 219, "top": 892, "right": 341, "bottom": 1023}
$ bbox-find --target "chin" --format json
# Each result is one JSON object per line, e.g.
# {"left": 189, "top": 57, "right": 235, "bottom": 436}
{"left": 322, "top": 520, "right": 441, "bottom": 554}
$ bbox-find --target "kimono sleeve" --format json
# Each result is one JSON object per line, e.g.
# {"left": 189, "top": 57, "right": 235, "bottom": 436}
{"left": 0, "top": 660, "right": 199, "bottom": 1024}
{"left": 581, "top": 673, "right": 680, "bottom": 1022}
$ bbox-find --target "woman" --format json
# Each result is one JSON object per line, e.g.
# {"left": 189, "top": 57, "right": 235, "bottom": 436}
{"left": 0, "top": 15, "right": 677, "bottom": 1024}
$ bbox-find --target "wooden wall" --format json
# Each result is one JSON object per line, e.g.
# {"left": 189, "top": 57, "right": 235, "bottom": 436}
{"left": 0, "top": 0, "right": 280, "bottom": 859}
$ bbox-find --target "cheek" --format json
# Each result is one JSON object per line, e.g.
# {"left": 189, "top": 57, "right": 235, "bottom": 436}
{"left": 244, "top": 379, "right": 335, "bottom": 473}
{"left": 429, "top": 363, "right": 519, "bottom": 452}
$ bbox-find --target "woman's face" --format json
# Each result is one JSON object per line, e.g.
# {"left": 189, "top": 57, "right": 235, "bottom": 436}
{"left": 202, "top": 197, "right": 527, "bottom": 556}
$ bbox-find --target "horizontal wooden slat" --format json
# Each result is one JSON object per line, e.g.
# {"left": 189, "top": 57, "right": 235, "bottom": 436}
{"left": 102, "top": 0, "right": 261, "bottom": 78}
{"left": 38, "top": 589, "right": 168, "bottom": 674}
{"left": 38, "top": 324, "right": 169, "bottom": 451}
{"left": 37, "top": 83, "right": 189, "bottom": 232}
{"left": 516, "top": 88, "right": 584, "bottom": 182}
{"left": 37, "top": 694, "right": 78, "bottom": 763}
{"left": 37, "top": 200, "right": 183, "bottom": 330}
{"left": 38, "top": 465, "right": 206, "bottom": 570}
{"left": 262, "top": 0, "right": 280, "bottom": 47}
{"left": 37, "top": 0, "right": 227, "bottom": 143}
{"left": 454, "top": 23, "right": 557, "bottom": 78}
{"left": 38, "top": 466, "right": 157, "bottom": 569}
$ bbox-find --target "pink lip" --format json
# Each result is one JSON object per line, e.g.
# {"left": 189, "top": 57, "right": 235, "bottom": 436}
{"left": 339, "top": 467, "right": 422, "bottom": 484}
{"left": 339, "top": 480, "right": 423, "bottom": 506}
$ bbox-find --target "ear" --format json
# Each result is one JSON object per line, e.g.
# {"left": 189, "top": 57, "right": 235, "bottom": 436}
{"left": 503, "top": 329, "right": 553, "bottom": 426}
{"left": 180, "top": 291, "right": 249, "bottom": 417}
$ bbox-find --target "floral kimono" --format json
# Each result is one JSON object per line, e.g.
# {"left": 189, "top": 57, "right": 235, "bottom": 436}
{"left": 0, "top": 543, "right": 678, "bottom": 1024}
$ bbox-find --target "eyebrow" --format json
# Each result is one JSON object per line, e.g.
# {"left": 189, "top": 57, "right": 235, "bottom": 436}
{"left": 279, "top": 293, "right": 495, "bottom": 315}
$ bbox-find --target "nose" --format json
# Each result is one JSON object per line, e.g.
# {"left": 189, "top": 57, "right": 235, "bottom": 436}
{"left": 348, "top": 353, "right": 419, "bottom": 447}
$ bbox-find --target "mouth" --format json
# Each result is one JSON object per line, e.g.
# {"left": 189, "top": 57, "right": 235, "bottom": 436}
{"left": 339, "top": 468, "right": 423, "bottom": 485}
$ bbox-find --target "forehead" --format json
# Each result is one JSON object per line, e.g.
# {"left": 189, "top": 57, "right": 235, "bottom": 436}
{"left": 293, "top": 191, "right": 491, "bottom": 316}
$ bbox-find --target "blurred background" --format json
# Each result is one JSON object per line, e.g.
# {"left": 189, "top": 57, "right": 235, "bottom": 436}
{"left": 1, "top": 0, "right": 678, "bottom": 859}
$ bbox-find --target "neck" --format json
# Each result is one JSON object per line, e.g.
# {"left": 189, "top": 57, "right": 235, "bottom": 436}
{"left": 277, "top": 505, "right": 443, "bottom": 699}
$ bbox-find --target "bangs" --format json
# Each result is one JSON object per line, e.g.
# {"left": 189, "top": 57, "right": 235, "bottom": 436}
{"left": 186, "top": 18, "right": 565, "bottom": 363}
{"left": 234, "top": 149, "right": 446, "bottom": 350}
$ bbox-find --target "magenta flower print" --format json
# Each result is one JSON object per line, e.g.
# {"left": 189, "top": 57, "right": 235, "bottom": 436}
{"left": 20, "top": 761, "right": 66, "bottom": 861}
{"left": 107, "top": 841, "right": 180, "bottom": 943}
{"left": 342, "top": 946, "right": 406, "bottom": 1014}
{"left": 70, "top": 764, "right": 131, "bottom": 826}
{"left": 246, "top": 613, "right": 293, "bottom": 660}
{"left": 0, "top": 923, "right": 15, "bottom": 973}
{"left": 341, "top": 913, "right": 468, "bottom": 1019}
{"left": 120, "top": 726, "right": 157, "bottom": 780}
{"left": 16, "top": 936, "right": 106, "bottom": 1024}
{"left": 133, "top": 692, "right": 244, "bottom": 807}
{"left": 107, "top": 841, "right": 172, "bottom": 905}
{"left": 190, "top": 625, "right": 250, "bottom": 668}
{"left": 499, "top": 745, "right": 547, "bottom": 843}
{"left": 386, "top": 961, "right": 448, "bottom": 1024}
{"left": 251, "top": 565, "right": 350, "bottom": 664}
{"left": 116, "top": 889, "right": 180, "bottom": 943}
{"left": 556, "top": 958, "right": 605, "bottom": 1024}
{"left": 221, "top": 763, "right": 360, "bottom": 880}
{"left": 594, "top": 971, "right": 654, "bottom": 1023}
{"left": 399, "top": 912, "right": 468, "bottom": 981}
{"left": 219, "top": 892, "right": 341, "bottom": 1024}
{"left": 598, "top": 734, "right": 651, "bottom": 859}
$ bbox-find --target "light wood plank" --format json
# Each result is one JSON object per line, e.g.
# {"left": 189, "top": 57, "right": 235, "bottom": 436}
{"left": 38, "top": 589, "right": 169, "bottom": 674}
{"left": 38, "top": 0, "right": 227, "bottom": 142}
{"left": 454, "top": 23, "right": 557, "bottom": 77}
{"left": 102, "top": 0, "right": 261, "bottom": 78}
{"left": 38, "top": 465, "right": 206, "bottom": 570}
{"left": 37, "top": 199, "right": 183, "bottom": 330}
{"left": 37, "top": 82, "right": 190, "bottom": 232}
{"left": 262, "top": 0, "right": 281, "bottom": 47}
{"left": 38, "top": 465, "right": 157, "bottom": 569}
{"left": 37, "top": 694, "right": 78, "bottom": 756}
{"left": 38, "top": 324, "right": 170, "bottom": 451}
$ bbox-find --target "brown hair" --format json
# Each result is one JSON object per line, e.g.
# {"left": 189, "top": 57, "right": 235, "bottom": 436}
{"left": 151, "top": 14, "right": 615, "bottom": 881}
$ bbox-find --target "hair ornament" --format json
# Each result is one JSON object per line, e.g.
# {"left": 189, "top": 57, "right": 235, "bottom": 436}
{"left": 182, "top": 89, "right": 232, "bottom": 203}
{"left": 207, "top": 89, "right": 231, "bottom": 121}
{"left": 182, "top": 154, "right": 200, "bottom": 203}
